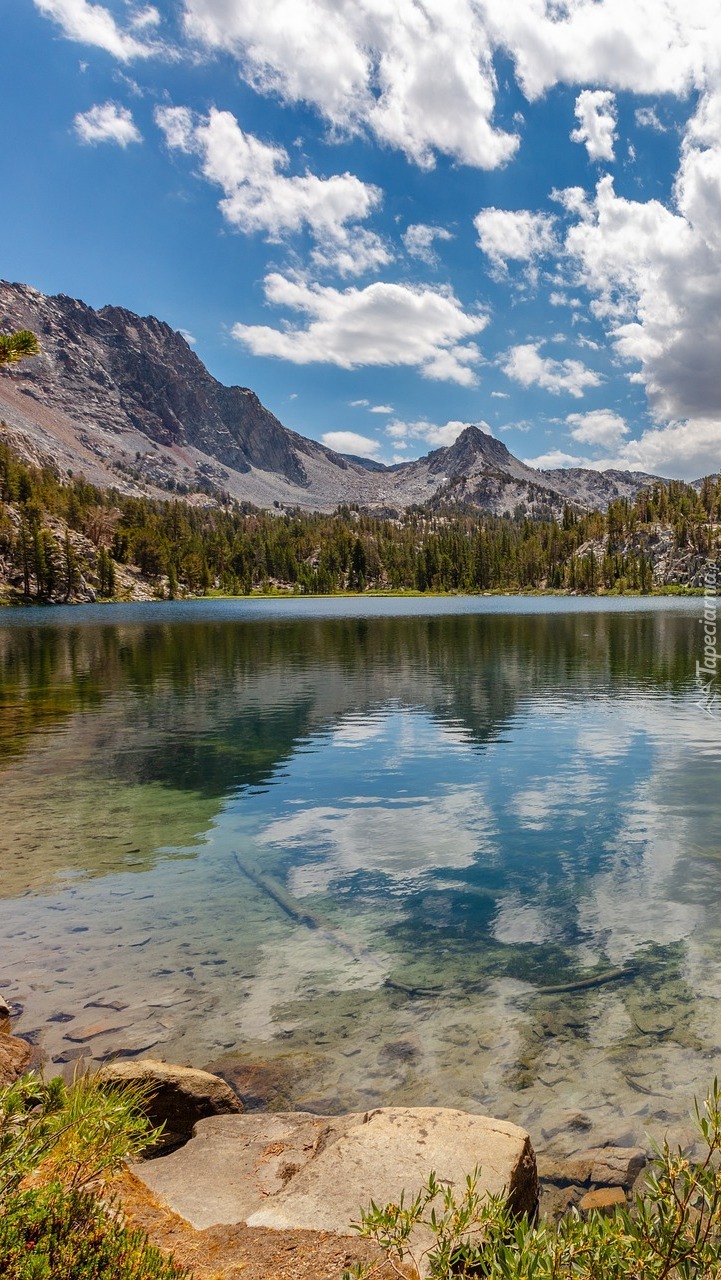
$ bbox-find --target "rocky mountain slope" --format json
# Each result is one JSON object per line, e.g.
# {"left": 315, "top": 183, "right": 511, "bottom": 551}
{"left": 0, "top": 280, "right": 661, "bottom": 515}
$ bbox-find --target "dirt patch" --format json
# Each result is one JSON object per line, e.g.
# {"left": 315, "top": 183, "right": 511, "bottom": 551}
{"left": 116, "top": 1169, "right": 407, "bottom": 1280}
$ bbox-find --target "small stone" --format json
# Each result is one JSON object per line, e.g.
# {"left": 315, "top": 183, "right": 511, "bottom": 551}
{"left": 0, "top": 995, "right": 11, "bottom": 1019}
{"left": 85, "top": 999, "right": 129, "bottom": 1012}
{"left": 579, "top": 1187, "right": 626, "bottom": 1215}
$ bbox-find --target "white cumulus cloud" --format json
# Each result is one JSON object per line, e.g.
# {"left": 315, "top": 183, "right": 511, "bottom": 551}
{"left": 155, "top": 105, "right": 389, "bottom": 276}
{"left": 321, "top": 431, "right": 381, "bottom": 458}
{"left": 587, "top": 420, "right": 721, "bottom": 481}
{"left": 130, "top": 5, "right": 160, "bottom": 30}
{"left": 563, "top": 127, "right": 721, "bottom": 427}
{"left": 182, "top": 0, "right": 519, "bottom": 170}
{"left": 483, "top": 0, "right": 710, "bottom": 101}
{"left": 34, "top": 0, "right": 156, "bottom": 59}
{"left": 570, "top": 89, "right": 617, "bottom": 162}
{"left": 232, "top": 275, "right": 487, "bottom": 385}
{"left": 523, "top": 449, "right": 584, "bottom": 470}
{"left": 502, "top": 343, "right": 602, "bottom": 397}
{"left": 73, "top": 101, "right": 142, "bottom": 147}
{"left": 474, "top": 207, "right": 557, "bottom": 271}
{"left": 403, "top": 223, "right": 454, "bottom": 265}
{"left": 566, "top": 409, "right": 629, "bottom": 447}
{"left": 635, "top": 105, "right": 666, "bottom": 132}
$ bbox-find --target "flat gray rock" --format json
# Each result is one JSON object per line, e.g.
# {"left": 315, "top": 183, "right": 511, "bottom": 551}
{"left": 134, "top": 1107, "right": 537, "bottom": 1237}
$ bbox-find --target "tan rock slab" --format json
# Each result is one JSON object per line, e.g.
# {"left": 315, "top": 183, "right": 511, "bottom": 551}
{"left": 133, "top": 1107, "right": 537, "bottom": 1238}
{"left": 135, "top": 1112, "right": 343, "bottom": 1229}
{"left": 64, "top": 1020, "right": 131, "bottom": 1042}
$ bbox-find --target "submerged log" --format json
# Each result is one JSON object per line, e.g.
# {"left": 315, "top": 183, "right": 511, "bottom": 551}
{"left": 539, "top": 966, "right": 636, "bottom": 995}
{"left": 383, "top": 978, "right": 443, "bottom": 998}
{"left": 234, "top": 853, "right": 443, "bottom": 997}
{"left": 233, "top": 853, "right": 368, "bottom": 963}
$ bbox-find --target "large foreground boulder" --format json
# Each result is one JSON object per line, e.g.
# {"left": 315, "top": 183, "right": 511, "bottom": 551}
{"left": 97, "top": 1059, "right": 243, "bottom": 1146}
{"left": 134, "top": 1107, "right": 537, "bottom": 1236}
{"left": 0, "top": 1033, "right": 32, "bottom": 1087}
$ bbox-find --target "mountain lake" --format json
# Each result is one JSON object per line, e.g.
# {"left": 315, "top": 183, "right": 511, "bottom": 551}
{"left": 2, "top": 595, "right": 720, "bottom": 1154}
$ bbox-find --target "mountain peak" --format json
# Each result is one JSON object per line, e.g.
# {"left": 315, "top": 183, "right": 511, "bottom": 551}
{"left": 424, "top": 425, "right": 516, "bottom": 477}
{"left": 0, "top": 278, "right": 664, "bottom": 517}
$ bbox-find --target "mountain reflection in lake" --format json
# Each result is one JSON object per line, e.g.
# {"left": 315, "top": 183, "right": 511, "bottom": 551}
{"left": 1, "top": 598, "right": 719, "bottom": 1153}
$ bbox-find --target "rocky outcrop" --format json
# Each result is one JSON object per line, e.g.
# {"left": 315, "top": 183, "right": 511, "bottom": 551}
{"left": 0, "top": 283, "right": 319, "bottom": 485}
{"left": 97, "top": 1059, "right": 243, "bottom": 1147}
{"left": 0, "top": 1033, "right": 33, "bottom": 1086}
{"left": 133, "top": 1107, "right": 537, "bottom": 1235}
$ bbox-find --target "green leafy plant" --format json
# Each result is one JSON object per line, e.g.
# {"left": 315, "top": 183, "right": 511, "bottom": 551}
{"left": 0, "top": 1182, "right": 188, "bottom": 1280}
{"left": 0, "top": 1073, "right": 188, "bottom": 1280}
{"left": 343, "top": 1081, "right": 721, "bottom": 1280}
{"left": 0, "top": 1072, "right": 161, "bottom": 1198}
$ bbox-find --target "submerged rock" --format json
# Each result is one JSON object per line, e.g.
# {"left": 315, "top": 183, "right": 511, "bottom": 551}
{"left": 538, "top": 1145, "right": 646, "bottom": 1190}
{"left": 97, "top": 1058, "right": 243, "bottom": 1147}
{"left": 206, "top": 1051, "right": 322, "bottom": 1111}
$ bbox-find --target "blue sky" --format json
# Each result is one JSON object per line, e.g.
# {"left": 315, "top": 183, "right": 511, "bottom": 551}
{"left": 3, "top": 1, "right": 720, "bottom": 478}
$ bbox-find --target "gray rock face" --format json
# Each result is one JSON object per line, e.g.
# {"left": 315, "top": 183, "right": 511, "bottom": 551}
{"left": 0, "top": 279, "right": 667, "bottom": 516}
{"left": 133, "top": 1107, "right": 537, "bottom": 1236}
{"left": 97, "top": 1058, "right": 243, "bottom": 1145}
{"left": 0, "top": 282, "right": 310, "bottom": 485}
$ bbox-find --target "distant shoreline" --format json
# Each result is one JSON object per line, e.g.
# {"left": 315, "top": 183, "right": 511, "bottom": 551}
{"left": 0, "top": 584, "right": 706, "bottom": 608}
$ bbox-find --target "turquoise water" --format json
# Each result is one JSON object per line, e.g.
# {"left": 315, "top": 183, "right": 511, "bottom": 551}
{"left": 2, "top": 597, "right": 720, "bottom": 1154}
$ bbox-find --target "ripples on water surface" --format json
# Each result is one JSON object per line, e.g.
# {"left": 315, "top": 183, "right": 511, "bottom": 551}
{"left": 2, "top": 597, "right": 720, "bottom": 1153}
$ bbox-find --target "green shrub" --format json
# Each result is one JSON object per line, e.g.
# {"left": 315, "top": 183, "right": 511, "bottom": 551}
{"left": 0, "top": 1073, "right": 188, "bottom": 1280}
{"left": 343, "top": 1081, "right": 721, "bottom": 1279}
{"left": 0, "top": 1073, "right": 160, "bottom": 1199}
{"left": 0, "top": 1182, "right": 188, "bottom": 1280}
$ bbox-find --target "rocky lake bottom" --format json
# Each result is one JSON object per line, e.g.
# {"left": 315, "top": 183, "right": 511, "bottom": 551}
{"left": 2, "top": 597, "right": 721, "bottom": 1161}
